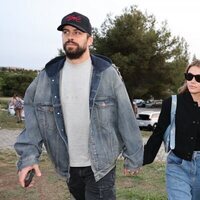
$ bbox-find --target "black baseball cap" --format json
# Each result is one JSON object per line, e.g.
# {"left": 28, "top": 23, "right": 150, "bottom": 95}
{"left": 57, "top": 12, "right": 92, "bottom": 35}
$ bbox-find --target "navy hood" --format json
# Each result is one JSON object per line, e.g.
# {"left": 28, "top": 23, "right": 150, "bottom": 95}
{"left": 45, "top": 54, "right": 112, "bottom": 77}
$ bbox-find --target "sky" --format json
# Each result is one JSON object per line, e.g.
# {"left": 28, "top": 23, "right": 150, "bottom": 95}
{"left": 1, "top": 0, "right": 200, "bottom": 70}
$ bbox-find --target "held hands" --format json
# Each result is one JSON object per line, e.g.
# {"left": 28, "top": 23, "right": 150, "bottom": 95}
{"left": 18, "top": 164, "right": 42, "bottom": 188}
{"left": 124, "top": 168, "right": 141, "bottom": 176}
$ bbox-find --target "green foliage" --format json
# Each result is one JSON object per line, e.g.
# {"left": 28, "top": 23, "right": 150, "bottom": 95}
{"left": 93, "top": 6, "right": 189, "bottom": 99}
{"left": 0, "top": 68, "right": 37, "bottom": 97}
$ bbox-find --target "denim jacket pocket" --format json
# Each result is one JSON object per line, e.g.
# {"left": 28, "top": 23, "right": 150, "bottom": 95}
{"left": 36, "top": 104, "right": 57, "bottom": 132}
{"left": 36, "top": 104, "right": 68, "bottom": 169}
{"left": 94, "top": 97, "right": 116, "bottom": 126}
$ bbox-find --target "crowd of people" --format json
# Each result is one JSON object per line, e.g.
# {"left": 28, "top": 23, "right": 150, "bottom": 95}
{"left": 13, "top": 11, "right": 200, "bottom": 200}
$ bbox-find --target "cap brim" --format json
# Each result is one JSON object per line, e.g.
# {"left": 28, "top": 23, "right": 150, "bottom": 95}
{"left": 57, "top": 22, "right": 87, "bottom": 33}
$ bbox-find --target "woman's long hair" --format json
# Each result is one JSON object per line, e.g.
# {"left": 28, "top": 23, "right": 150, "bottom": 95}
{"left": 178, "top": 60, "right": 200, "bottom": 94}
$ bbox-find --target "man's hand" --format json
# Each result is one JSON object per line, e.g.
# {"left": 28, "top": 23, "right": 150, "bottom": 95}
{"left": 124, "top": 168, "right": 141, "bottom": 176}
{"left": 18, "top": 164, "right": 41, "bottom": 188}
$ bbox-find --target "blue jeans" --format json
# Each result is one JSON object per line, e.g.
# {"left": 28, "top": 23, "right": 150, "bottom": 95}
{"left": 166, "top": 151, "right": 200, "bottom": 200}
{"left": 67, "top": 166, "right": 116, "bottom": 200}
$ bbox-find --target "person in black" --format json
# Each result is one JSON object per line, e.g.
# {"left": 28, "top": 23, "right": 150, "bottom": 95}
{"left": 143, "top": 60, "right": 200, "bottom": 200}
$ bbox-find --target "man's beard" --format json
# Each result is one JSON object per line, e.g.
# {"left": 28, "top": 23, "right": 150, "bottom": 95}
{"left": 63, "top": 41, "right": 87, "bottom": 59}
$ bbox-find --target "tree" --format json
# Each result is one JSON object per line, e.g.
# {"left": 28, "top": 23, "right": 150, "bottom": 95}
{"left": 57, "top": 48, "right": 65, "bottom": 56}
{"left": 93, "top": 6, "right": 189, "bottom": 99}
{"left": 1, "top": 70, "right": 37, "bottom": 97}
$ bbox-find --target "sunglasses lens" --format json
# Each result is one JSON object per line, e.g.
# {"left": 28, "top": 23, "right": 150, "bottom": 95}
{"left": 185, "top": 73, "right": 193, "bottom": 81}
{"left": 185, "top": 73, "right": 200, "bottom": 83}
{"left": 195, "top": 75, "right": 200, "bottom": 83}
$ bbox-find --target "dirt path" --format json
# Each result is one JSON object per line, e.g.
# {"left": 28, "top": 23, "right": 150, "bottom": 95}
{"left": 0, "top": 129, "right": 22, "bottom": 149}
{"left": 0, "top": 128, "right": 167, "bottom": 162}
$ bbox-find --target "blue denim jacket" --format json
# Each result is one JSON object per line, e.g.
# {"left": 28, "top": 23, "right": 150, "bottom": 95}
{"left": 15, "top": 54, "right": 143, "bottom": 181}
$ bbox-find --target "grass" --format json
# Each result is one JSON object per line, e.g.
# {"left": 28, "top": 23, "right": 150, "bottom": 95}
{"left": 0, "top": 97, "right": 10, "bottom": 109}
{"left": 0, "top": 150, "right": 167, "bottom": 200}
{"left": 0, "top": 109, "right": 25, "bottom": 129}
{"left": 141, "top": 130, "right": 152, "bottom": 138}
{"left": 116, "top": 162, "right": 166, "bottom": 199}
{"left": 0, "top": 97, "right": 25, "bottom": 129}
{"left": 0, "top": 150, "right": 70, "bottom": 200}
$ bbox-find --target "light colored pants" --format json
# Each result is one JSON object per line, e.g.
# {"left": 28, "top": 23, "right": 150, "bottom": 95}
{"left": 166, "top": 151, "right": 200, "bottom": 200}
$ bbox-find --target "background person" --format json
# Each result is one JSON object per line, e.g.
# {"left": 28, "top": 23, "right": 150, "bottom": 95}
{"left": 132, "top": 101, "right": 138, "bottom": 116}
{"left": 14, "top": 11, "right": 143, "bottom": 200}
{"left": 10, "top": 94, "right": 23, "bottom": 123}
{"left": 143, "top": 59, "right": 200, "bottom": 200}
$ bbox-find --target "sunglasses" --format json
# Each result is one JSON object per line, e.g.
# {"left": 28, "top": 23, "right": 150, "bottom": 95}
{"left": 184, "top": 73, "right": 200, "bottom": 83}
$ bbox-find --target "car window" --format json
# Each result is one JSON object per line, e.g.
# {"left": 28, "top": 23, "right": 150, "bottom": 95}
{"left": 138, "top": 114, "right": 150, "bottom": 120}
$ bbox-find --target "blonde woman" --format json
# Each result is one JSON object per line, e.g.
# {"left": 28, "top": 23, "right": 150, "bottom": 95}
{"left": 143, "top": 60, "right": 200, "bottom": 199}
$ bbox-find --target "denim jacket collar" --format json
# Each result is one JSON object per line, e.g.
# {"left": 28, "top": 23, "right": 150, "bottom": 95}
{"left": 44, "top": 54, "right": 113, "bottom": 113}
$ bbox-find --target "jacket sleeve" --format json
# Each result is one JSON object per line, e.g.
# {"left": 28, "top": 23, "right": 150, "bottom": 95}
{"left": 143, "top": 97, "right": 171, "bottom": 165}
{"left": 112, "top": 66, "right": 143, "bottom": 169}
{"left": 14, "top": 75, "right": 43, "bottom": 171}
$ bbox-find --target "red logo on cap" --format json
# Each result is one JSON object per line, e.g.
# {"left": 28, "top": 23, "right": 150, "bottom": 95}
{"left": 66, "top": 15, "right": 81, "bottom": 22}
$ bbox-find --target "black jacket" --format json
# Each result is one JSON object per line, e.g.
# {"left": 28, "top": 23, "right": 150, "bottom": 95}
{"left": 143, "top": 92, "right": 200, "bottom": 165}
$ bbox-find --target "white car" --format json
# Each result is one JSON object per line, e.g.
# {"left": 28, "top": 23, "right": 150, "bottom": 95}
{"left": 137, "top": 110, "right": 160, "bottom": 131}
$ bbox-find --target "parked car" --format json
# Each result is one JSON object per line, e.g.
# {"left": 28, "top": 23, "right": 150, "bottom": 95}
{"left": 145, "top": 99, "right": 163, "bottom": 108}
{"left": 133, "top": 99, "right": 146, "bottom": 107}
{"left": 137, "top": 110, "right": 160, "bottom": 131}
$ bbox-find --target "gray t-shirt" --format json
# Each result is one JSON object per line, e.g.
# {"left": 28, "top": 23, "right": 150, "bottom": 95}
{"left": 60, "top": 58, "right": 92, "bottom": 167}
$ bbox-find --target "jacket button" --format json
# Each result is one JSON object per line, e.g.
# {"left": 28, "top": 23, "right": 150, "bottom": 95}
{"left": 54, "top": 96, "right": 57, "bottom": 98}
{"left": 193, "top": 121, "right": 196, "bottom": 124}
{"left": 52, "top": 79, "right": 54, "bottom": 82}
{"left": 190, "top": 137, "right": 194, "bottom": 140}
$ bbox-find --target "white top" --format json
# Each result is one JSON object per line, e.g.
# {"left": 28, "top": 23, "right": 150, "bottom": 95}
{"left": 60, "top": 58, "right": 92, "bottom": 167}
